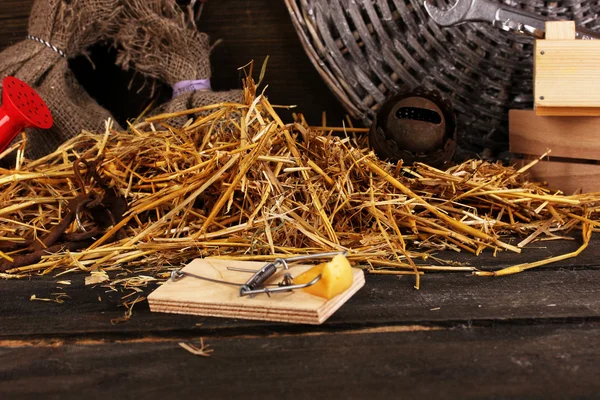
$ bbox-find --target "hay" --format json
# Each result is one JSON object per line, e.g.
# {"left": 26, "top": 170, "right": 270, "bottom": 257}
{"left": 0, "top": 74, "right": 597, "bottom": 290}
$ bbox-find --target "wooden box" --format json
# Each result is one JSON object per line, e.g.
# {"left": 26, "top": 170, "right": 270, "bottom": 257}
{"left": 510, "top": 21, "right": 600, "bottom": 193}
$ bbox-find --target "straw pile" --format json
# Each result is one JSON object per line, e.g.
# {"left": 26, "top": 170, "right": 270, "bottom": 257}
{"left": 0, "top": 75, "right": 597, "bottom": 289}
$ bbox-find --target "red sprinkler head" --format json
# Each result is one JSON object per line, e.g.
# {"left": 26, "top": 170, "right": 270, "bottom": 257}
{"left": 0, "top": 76, "right": 53, "bottom": 153}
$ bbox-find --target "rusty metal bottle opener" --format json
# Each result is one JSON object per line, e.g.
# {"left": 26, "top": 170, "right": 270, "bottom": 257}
{"left": 424, "top": 0, "right": 600, "bottom": 40}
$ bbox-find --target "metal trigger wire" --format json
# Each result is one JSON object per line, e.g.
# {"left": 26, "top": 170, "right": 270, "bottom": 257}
{"left": 170, "top": 269, "right": 242, "bottom": 287}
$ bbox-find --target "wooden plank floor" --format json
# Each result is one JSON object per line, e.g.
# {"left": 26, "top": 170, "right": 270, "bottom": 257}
{"left": 3, "top": 323, "right": 600, "bottom": 399}
{"left": 1, "top": 237, "right": 600, "bottom": 398}
{"left": 2, "top": 1, "right": 600, "bottom": 398}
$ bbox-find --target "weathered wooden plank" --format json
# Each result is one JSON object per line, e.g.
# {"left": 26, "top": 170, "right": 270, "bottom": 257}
{"left": 2, "top": 258, "right": 600, "bottom": 338}
{"left": 0, "top": 0, "right": 32, "bottom": 50}
{"left": 0, "top": 0, "right": 32, "bottom": 18}
{"left": 0, "top": 18, "right": 29, "bottom": 51}
{"left": 2, "top": 322, "right": 600, "bottom": 399}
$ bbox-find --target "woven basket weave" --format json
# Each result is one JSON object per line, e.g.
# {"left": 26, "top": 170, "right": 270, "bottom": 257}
{"left": 285, "top": 0, "right": 600, "bottom": 154}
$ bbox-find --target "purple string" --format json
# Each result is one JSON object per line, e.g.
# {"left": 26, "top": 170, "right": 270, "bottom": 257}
{"left": 172, "top": 79, "right": 212, "bottom": 98}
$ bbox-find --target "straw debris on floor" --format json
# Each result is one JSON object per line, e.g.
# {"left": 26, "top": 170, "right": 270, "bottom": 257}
{"left": 0, "top": 74, "right": 598, "bottom": 291}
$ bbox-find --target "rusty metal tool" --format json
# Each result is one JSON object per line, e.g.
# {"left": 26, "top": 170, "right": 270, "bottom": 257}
{"left": 0, "top": 157, "right": 127, "bottom": 272}
{"left": 424, "top": 0, "right": 600, "bottom": 40}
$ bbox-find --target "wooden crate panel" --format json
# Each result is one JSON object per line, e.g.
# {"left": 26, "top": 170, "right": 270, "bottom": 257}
{"left": 519, "top": 159, "right": 600, "bottom": 194}
{"left": 509, "top": 110, "right": 600, "bottom": 161}
{"left": 534, "top": 40, "right": 600, "bottom": 109}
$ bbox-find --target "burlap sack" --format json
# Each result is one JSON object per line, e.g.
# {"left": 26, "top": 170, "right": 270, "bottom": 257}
{"left": 115, "top": 0, "right": 243, "bottom": 127}
{"left": 0, "top": 0, "right": 123, "bottom": 158}
{"left": 0, "top": 0, "right": 242, "bottom": 159}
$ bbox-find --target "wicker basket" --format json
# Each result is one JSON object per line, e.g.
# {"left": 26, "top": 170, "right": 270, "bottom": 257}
{"left": 284, "top": 0, "right": 600, "bottom": 154}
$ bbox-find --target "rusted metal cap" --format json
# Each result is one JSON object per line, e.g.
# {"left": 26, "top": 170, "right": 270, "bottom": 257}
{"left": 369, "top": 87, "right": 457, "bottom": 168}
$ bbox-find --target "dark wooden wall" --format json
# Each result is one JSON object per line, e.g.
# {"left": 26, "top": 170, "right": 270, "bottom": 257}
{"left": 0, "top": 0, "right": 347, "bottom": 126}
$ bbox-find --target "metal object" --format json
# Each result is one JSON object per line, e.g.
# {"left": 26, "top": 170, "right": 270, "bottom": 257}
{"left": 0, "top": 156, "right": 127, "bottom": 272}
{"left": 0, "top": 194, "right": 97, "bottom": 272}
{"left": 170, "top": 251, "right": 347, "bottom": 297}
{"left": 424, "top": 0, "right": 600, "bottom": 40}
{"left": 0, "top": 76, "right": 53, "bottom": 153}
{"left": 369, "top": 87, "right": 457, "bottom": 168}
{"left": 73, "top": 157, "right": 127, "bottom": 231}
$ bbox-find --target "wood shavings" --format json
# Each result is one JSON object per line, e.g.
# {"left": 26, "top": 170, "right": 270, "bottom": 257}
{"left": 85, "top": 270, "right": 109, "bottom": 286}
{"left": 30, "top": 293, "right": 69, "bottom": 304}
{"left": 179, "top": 338, "right": 213, "bottom": 357}
{"left": 110, "top": 295, "right": 146, "bottom": 325}
{"left": 0, "top": 273, "right": 27, "bottom": 280}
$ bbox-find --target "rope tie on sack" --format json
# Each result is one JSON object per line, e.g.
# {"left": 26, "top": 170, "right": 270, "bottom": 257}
{"left": 26, "top": 35, "right": 66, "bottom": 58}
{"left": 172, "top": 79, "right": 212, "bottom": 98}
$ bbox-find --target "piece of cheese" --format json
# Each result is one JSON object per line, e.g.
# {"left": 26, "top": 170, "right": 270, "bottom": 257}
{"left": 293, "top": 254, "right": 353, "bottom": 299}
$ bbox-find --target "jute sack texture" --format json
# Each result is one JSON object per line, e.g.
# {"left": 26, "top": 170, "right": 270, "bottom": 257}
{"left": 0, "top": 0, "right": 123, "bottom": 157}
{"left": 0, "top": 0, "right": 242, "bottom": 158}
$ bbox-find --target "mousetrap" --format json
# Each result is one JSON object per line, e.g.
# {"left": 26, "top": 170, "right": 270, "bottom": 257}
{"left": 148, "top": 253, "right": 365, "bottom": 325}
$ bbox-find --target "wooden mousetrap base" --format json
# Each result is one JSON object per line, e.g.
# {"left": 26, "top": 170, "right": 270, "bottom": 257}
{"left": 148, "top": 258, "right": 365, "bottom": 325}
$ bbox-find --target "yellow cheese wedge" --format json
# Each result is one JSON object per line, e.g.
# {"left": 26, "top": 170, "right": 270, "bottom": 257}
{"left": 293, "top": 254, "right": 353, "bottom": 299}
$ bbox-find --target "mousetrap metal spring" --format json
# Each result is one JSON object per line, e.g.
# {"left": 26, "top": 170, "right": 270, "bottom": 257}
{"left": 170, "top": 251, "right": 347, "bottom": 297}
